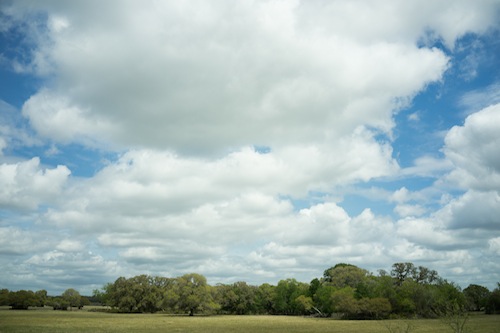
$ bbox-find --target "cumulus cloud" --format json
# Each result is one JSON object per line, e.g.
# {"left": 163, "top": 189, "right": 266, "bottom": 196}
{"left": 0, "top": 99, "right": 41, "bottom": 152}
{"left": 1, "top": 0, "right": 500, "bottom": 292}
{"left": 444, "top": 103, "right": 500, "bottom": 190}
{"left": 0, "top": 157, "right": 70, "bottom": 210}
{"left": 2, "top": 0, "right": 456, "bottom": 154}
{"left": 0, "top": 227, "right": 48, "bottom": 255}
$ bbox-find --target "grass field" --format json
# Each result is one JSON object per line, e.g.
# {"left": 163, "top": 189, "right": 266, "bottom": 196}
{"left": 0, "top": 309, "right": 499, "bottom": 333}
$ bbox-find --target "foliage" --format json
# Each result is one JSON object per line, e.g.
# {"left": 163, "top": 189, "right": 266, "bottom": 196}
{"left": 62, "top": 288, "right": 82, "bottom": 308}
{"left": 485, "top": 283, "right": 500, "bottom": 314}
{"left": 48, "top": 296, "right": 70, "bottom": 310}
{"left": 0, "top": 288, "right": 11, "bottom": 306}
{"left": 255, "top": 283, "right": 276, "bottom": 314}
{"left": 105, "top": 275, "right": 168, "bottom": 313}
{"left": 464, "top": 284, "right": 490, "bottom": 311}
{"left": 391, "top": 263, "right": 438, "bottom": 286}
{"left": 3, "top": 262, "right": 495, "bottom": 320}
{"left": 175, "top": 273, "right": 219, "bottom": 315}
{"left": 216, "top": 281, "right": 258, "bottom": 314}
{"left": 8, "top": 290, "right": 40, "bottom": 309}
{"left": 323, "top": 264, "right": 369, "bottom": 288}
{"left": 273, "top": 278, "right": 310, "bottom": 315}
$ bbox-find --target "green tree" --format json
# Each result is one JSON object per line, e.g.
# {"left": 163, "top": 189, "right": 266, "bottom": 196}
{"left": 106, "top": 276, "right": 140, "bottom": 312}
{"left": 323, "top": 264, "right": 369, "bottom": 289}
{"left": 92, "top": 286, "right": 109, "bottom": 305}
{"left": 176, "top": 273, "right": 218, "bottom": 316}
{"left": 313, "top": 284, "right": 336, "bottom": 316}
{"left": 49, "top": 296, "right": 70, "bottom": 310}
{"left": 131, "top": 275, "right": 164, "bottom": 313}
{"left": 463, "top": 284, "right": 490, "bottom": 311}
{"left": 294, "top": 294, "right": 314, "bottom": 314}
{"left": 485, "top": 283, "right": 500, "bottom": 314}
{"left": 308, "top": 278, "right": 321, "bottom": 297}
{"left": 360, "top": 297, "right": 392, "bottom": 319}
{"left": 35, "top": 290, "right": 47, "bottom": 307}
{"left": 0, "top": 289, "right": 10, "bottom": 306}
{"left": 391, "top": 262, "right": 416, "bottom": 286}
{"left": 8, "top": 290, "right": 38, "bottom": 309}
{"left": 62, "top": 288, "right": 82, "bottom": 310}
{"left": 216, "top": 282, "right": 257, "bottom": 314}
{"left": 391, "top": 263, "right": 439, "bottom": 286}
{"left": 273, "top": 278, "right": 309, "bottom": 315}
{"left": 255, "top": 283, "right": 275, "bottom": 314}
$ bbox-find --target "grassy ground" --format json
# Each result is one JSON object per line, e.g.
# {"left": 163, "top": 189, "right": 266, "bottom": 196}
{"left": 0, "top": 309, "right": 499, "bottom": 333}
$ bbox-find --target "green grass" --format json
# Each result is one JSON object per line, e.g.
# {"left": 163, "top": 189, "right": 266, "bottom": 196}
{"left": 0, "top": 309, "right": 499, "bottom": 333}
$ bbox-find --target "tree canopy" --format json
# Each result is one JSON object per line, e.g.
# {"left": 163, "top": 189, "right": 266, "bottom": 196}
{"left": 2, "top": 262, "right": 498, "bottom": 319}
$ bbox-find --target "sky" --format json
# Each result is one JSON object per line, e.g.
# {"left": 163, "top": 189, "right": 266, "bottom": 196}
{"left": 0, "top": 0, "right": 499, "bottom": 296}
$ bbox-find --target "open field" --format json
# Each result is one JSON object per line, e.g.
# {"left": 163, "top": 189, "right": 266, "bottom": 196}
{"left": 0, "top": 309, "right": 499, "bottom": 333}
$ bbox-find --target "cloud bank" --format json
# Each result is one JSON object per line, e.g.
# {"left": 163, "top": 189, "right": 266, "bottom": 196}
{"left": 0, "top": 0, "right": 499, "bottom": 294}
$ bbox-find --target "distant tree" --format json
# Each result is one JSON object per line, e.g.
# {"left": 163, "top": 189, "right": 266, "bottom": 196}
{"left": 0, "top": 289, "right": 10, "bottom": 306}
{"left": 485, "top": 283, "right": 500, "bottom": 314}
{"left": 391, "top": 263, "right": 439, "bottom": 286}
{"left": 35, "top": 290, "right": 47, "bottom": 307}
{"left": 62, "top": 288, "right": 82, "bottom": 310}
{"left": 361, "top": 297, "right": 392, "bottom": 319}
{"left": 331, "top": 286, "right": 357, "bottom": 317}
{"left": 79, "top": 296, "right": 91, "bottom": 308}
{"left": 463, "top": 284, "right": 490, "bottom": 311}
{"left": 323, "top": 264, "right": 369, "bottom": 289}
{"left": 391, "top": 263, "right": 416, "bottom": 286}
{"left": 294, "top": 294, "right": 314, "bottom": 315}
{"left": 414, "top": 266, "right": 439, "bottom": 284}
{"left": 308, "top": 278, "right": 321, "bottom": 297}
{"left": 216, "top": 282, "right": 257, "bottom": 315}
{"left": 49, "top": 296, "right": 70, "bottom": 310}
{"left": 92, "top": 287, "right": 109, "bottom": 305}
{"left": 255, "top": 283, "right": 275, "bottom": 314}
{"left": 313, "top": 284, "right": 336, "bottom": 316}
{"left": 175, "top": 273, "right": 218, "bottom": 316}
{"left": 273, "top": 278, "right": 309, "bottom": 315}
{"left": 8, "top": 290, "right": 38, "bottom": 310}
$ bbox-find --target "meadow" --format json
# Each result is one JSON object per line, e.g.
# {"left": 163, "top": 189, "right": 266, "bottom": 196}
{"left": 0, "top": 309, "right": 499, "bottom": 333}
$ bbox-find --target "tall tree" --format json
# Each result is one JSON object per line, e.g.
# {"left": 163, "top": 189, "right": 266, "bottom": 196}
{"left": 175, "top": 273, "right": 218, "bottom": 316}
{"left": 62, "top": 288, "right": 82, "bottom": 310}
{"left": 463, "top": 284, "right": 490, "bottom": 311}
{"left": 323, "top": 263, "right": 369, "bottom": 289}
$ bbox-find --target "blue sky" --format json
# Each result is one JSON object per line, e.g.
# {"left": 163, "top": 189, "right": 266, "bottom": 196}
{"left": 1, "top": 0, "right": 500, "bottom": 295}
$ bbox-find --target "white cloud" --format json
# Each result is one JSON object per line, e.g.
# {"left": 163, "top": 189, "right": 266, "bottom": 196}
{"left": 444, "top": 103, "right": 500, "bottom": 191}
{"left": 22, "top": 89, "right": 116, "bottom": 148}
{"left": 1, "top": 0, "right": 500, "bottom": 292}
{"left": 56, "top": 239, "right": 85, "bottom": 252}
{"left": 6, "top": 0, "right": 456, "bottom": 154}
{"left": 0, "top": 227, "right": 48, "bottom": 255}
{"left": 488, "top": 237, "right": 500, "bottom": 255}
{"left": 444, "top": 190, "right": 500, "bottom": 231}
{"left": 401, "top": 155, "right": 454, "bottom": 178}
{"left": 459, "top": 82, "right": 500, "bottom": 114}
{"left": 0, "top": 157, "right": 70, "bottom": 210}
{"left": 0, "top": 99, "right": 41, "bottom": 151}
{"left": 394, "top": 204, "right": 427, "bottom": 217}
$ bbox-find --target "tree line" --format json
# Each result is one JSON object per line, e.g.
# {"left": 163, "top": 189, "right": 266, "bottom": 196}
{"left": 0, "top": 288, "right": 90, "bottom": 310}
{"left": 2, "top": 263, "right": 500, "bottom": 319}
